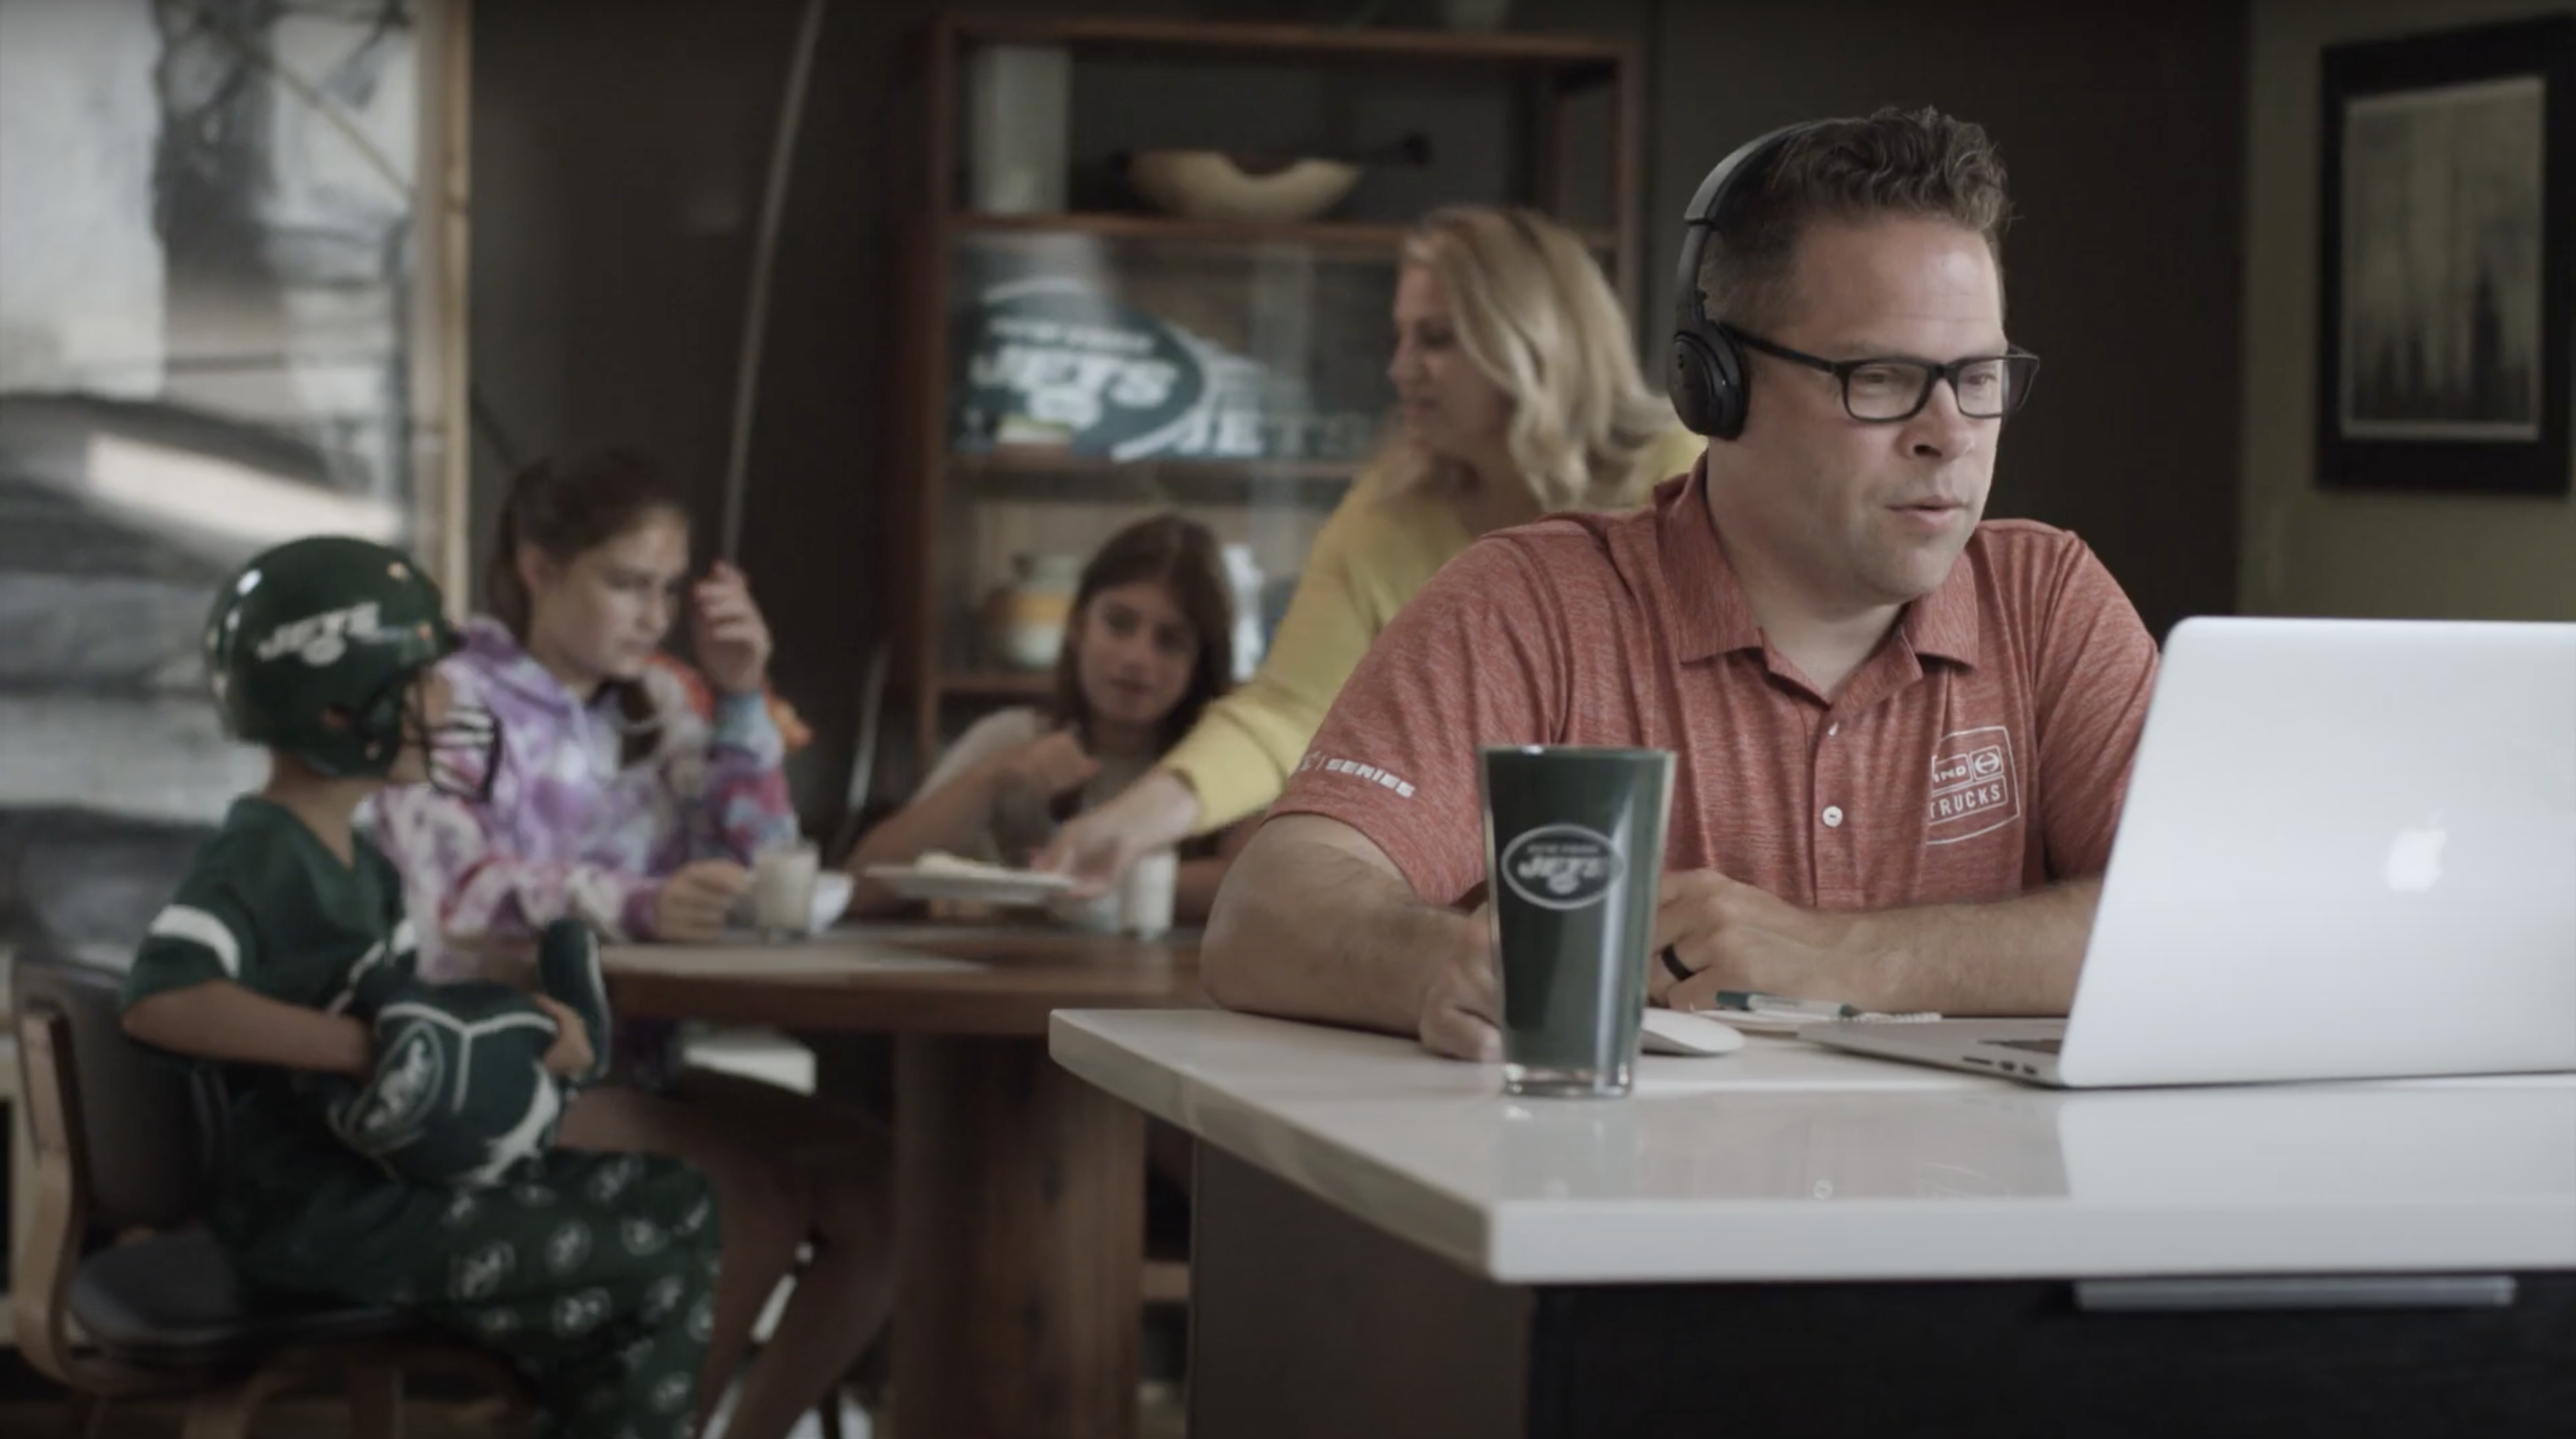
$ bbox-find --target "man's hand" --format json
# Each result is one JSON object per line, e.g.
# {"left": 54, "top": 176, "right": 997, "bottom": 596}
{"left": 653, "top": 860, "right": 751, "bottom": 943}
{"left": 1417, "top": 907, "right": 1501, "bottom": 1062}
{"left": 531, "top": 994, "right": 597, "bottom": 1077}
{"left": 1649, "top": 869, "right": 1860, "bottom": 1012}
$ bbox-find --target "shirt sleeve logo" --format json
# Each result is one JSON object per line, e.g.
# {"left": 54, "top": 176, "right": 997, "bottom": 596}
{"left": 1925, "top": 726, "right": 2022, "bottom": 845}
{"left": 1498, "top": 824, "right": 1625, "bottom": 910}
{"left": 1296, "top": 751, "right": 1417, "bottom": 799}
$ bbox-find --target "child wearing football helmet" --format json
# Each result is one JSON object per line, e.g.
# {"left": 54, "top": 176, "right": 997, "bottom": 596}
{"left": 122, "top": 535, "right": 717, "bottom": 1439}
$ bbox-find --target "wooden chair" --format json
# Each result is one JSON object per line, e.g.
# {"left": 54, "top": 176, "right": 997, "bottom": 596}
{"left": 9, "top": 950, "right": 525, "bottom": 1439}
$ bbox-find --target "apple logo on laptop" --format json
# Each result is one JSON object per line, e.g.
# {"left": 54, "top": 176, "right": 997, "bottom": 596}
{"left": 2383, "top": 815, "right": 2447, "bottom": 893}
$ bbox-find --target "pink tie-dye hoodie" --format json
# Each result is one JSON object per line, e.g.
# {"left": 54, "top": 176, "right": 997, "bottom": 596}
{"left": 368, "top": 616, "right": 798, "bottom": 983}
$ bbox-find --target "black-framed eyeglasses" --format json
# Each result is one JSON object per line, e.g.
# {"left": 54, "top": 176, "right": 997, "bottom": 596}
{"left": 1723, "top": 326, "right": 2041, "bottom": 423}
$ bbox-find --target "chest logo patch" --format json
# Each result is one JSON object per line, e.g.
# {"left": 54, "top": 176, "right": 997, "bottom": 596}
{"left": 1499, "top": 824, "right": 1624, "bottom": 911}
{"left": 1924, "top": 726, "right": 2022, "bottom": 845}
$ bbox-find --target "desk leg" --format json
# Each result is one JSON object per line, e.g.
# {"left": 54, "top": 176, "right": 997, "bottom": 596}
{"left": 893, "top": 1033, "right": 1143, "bottom": 1439}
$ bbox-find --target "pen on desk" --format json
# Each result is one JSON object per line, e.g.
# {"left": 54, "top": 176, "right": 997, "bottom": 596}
{"left": 1712, "top": 990, "right": 1859, "bottom": 1020}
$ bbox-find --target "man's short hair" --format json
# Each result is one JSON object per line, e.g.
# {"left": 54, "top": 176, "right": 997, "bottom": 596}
{"left": 1698, "top": 106, "right": 2012, "bottom": 334}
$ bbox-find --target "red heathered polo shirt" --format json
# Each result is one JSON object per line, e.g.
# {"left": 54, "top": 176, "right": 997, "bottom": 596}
{"left": 1271, "top": 461, "right": 2161, "bottom": 910}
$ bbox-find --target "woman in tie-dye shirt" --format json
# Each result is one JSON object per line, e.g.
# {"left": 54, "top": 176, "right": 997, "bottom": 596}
{"left": 369, "top": 446, "right": 886, "bottom": 1439}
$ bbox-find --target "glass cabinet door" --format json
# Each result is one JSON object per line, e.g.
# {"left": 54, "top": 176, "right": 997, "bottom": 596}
{"left": 937, "top": 226, "right": 1400, "bottom": 690}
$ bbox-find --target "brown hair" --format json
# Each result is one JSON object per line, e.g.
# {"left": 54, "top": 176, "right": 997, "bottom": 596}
{"left": 1698, "top": 106, "right": 2012, "bottom": 334}
{"left": 1049, "top": 514, "right": 1234, "bottom": 757}
{"left": 487, "top": 446, "right": 690, "bottom": 766}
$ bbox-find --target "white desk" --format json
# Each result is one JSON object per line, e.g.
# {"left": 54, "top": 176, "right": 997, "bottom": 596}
{"left": 1052, "top": 1009, "right": 2576, "bottom": 1439}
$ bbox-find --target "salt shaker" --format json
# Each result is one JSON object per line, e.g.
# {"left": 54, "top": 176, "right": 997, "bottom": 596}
{"left": 1120, "top": 850, "right": 1179, "bottom": 940}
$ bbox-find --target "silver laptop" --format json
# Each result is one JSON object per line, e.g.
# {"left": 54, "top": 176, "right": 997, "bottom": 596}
{"left": 1813, "top": 617, "right": 2576, "bottom": 1088}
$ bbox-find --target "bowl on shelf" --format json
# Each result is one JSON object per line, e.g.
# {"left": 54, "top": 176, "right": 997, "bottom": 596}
{"left": 1124, "top": 150, "right": 1361, "bottom": 224}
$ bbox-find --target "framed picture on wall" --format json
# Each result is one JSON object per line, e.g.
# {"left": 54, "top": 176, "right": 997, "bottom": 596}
{"left": 2316, "top": 15, "right": 2576, "bottom": 495}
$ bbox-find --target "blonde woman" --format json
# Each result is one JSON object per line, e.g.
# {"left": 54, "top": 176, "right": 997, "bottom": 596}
{"left": 1037, "top": 205, "right": 1703, "bottom": 891}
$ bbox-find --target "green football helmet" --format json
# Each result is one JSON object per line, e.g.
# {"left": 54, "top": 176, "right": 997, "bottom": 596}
{"left": 206, "top": 535, "right": 499, "bottom": 796}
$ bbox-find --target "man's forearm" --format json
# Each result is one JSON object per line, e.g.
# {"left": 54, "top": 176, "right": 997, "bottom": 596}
{"left": 1203, "top": 827, "right": 1473, "bottom": 1035}
{"left": 1174, "top": 855, "right": 1230, "bottom": 926}
{"left": 1844, "top": 878, "right": 2102, "bottom": 1016}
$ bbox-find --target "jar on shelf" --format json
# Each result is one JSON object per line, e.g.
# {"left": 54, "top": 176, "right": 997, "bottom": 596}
{"left": 983, "top": 552, "right": 1082, "bottom": 671}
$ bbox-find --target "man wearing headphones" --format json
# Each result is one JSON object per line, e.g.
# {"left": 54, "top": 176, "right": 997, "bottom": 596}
{"left": 1200, "top": 107, "right": 2161, "bottom": 1060}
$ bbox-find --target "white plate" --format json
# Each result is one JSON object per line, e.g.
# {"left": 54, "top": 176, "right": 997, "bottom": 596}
{"left": 862, "top": 863, "right": 1077, "bottom": 908}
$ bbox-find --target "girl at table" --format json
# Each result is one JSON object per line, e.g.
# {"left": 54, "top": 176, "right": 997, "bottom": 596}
{"left": 368, "top": 445, "right": 886, "bottom": 1439}
{"left": 845, "top": 512, "right": 1251, "bottom": 921}
{"left": 1034, "top": 205, "right": 1703, "bottom": 894}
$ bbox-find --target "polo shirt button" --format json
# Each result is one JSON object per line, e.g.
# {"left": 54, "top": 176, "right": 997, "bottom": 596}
{"left": 1826, "top": 723, "right": 1841, "bottom": 737}
{"left": 1822, "top": 804, "right": 1845, "bottom": 828}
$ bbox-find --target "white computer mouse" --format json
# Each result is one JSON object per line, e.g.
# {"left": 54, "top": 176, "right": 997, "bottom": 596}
{"left": 1639, "top": 1008, "right": 1746, "bottom": 1057}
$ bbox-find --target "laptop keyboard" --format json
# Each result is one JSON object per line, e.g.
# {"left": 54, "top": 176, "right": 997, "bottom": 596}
{"left": 1990, "top": 1037, "right": 2064, "bottom": 1056}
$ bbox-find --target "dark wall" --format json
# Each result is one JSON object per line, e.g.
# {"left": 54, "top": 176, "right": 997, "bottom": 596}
{"left": 1637, "top": 0, "right": 2249, "bottom": 645}
{"left": 469, "top": 0, "right": 2246, "bottom": 832}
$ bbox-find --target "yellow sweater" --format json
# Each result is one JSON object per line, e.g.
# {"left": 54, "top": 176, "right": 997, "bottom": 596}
{"left": 1167, "top": 427, "right": 1708, "bottom": 832}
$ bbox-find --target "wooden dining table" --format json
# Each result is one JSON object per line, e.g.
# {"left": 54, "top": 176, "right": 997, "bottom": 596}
{"left": 590, "top": 924, "right": 1205, "bottom": 1439}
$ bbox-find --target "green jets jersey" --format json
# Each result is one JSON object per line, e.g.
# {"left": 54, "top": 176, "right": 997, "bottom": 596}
{"left": 123, "top": 796, "right": 446, "bottom": 1300}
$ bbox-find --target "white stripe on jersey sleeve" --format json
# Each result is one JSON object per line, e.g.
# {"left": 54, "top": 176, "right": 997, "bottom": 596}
{"left": 326, "top": 940, "right": 388, "bottom": 1015}
{"left": 146, "top": 905, "right": 243, "bottom": 978}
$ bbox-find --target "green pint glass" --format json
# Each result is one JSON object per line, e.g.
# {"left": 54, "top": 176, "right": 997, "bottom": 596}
{"left": 1478, "top": 746, "right": 1675, "bottom": 1098}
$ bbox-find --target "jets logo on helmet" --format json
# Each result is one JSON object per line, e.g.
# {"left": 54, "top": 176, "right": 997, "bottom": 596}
{"left": 254, "top": 600, "right": 386, "bottom": 667}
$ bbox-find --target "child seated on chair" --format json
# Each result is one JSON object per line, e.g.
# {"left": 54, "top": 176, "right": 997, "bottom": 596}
{"left": 844, "top": 512, "right": 1256, "bottom": 921}
{"left": 121, "top": 536, "right": 715, "bottom": 1439}
{"left": 363, "top": 448, "right": 893, "bottom": 1439}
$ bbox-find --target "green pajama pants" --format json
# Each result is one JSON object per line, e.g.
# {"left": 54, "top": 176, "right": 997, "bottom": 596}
{"left": 393, "top": 1152, "right": 721, "bottom": 1439}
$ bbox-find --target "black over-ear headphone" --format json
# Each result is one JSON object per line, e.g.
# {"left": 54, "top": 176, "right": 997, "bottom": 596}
{"left": 1668, "top": 121, "right": 1828, "bottom": 441}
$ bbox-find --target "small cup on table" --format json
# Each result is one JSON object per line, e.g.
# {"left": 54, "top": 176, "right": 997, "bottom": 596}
{"left": 751, "top": 840, "right": 821, "bottom": 944}
{"left": 1121, "top": 849, "right": 1178, "bottom": 941}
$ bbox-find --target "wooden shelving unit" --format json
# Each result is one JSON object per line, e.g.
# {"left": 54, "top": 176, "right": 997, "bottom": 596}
{"left": 953, "top": 210, "right": 1619, "bottom": 254}
{"left": 886, "top": 14, "right": 1641, "bottom": 772}
{"left": 943, "top": 14, "right": 1635, "bottom": 67}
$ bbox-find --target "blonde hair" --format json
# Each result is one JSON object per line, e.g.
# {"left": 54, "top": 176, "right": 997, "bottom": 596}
{"left": 1382, "top": 206, "right": 1678, "bottom": 512}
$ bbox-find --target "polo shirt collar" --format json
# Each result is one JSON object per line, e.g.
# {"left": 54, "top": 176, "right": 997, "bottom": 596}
{"left": 1655, "top": 455, "right": 1982, "bottom": 670}
{"left": 1898, "top": 546, "right": 1982, "bottom": 667}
